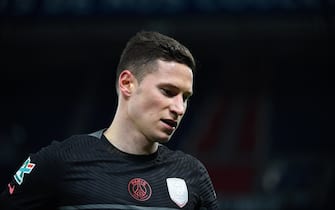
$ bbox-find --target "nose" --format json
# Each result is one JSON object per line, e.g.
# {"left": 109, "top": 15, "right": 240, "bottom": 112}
{"left": 170, "top": 94, "right": 186, "bottom": 117}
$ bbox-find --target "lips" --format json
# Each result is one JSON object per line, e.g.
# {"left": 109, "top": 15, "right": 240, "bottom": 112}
{"left": 161, "top": 119, "right": 177, "bottom": 129}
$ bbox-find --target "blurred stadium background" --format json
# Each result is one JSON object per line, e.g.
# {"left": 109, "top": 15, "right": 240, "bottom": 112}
{"left": 1, "top": 0, "right": 334, "bottom": 209}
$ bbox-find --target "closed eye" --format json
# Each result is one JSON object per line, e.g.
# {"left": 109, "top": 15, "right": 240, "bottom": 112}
{"left": 160, "top": 88, "right": 176, "bottom": 97}
{"left": 159, "top": 85, "right": 192, "bottom": 103}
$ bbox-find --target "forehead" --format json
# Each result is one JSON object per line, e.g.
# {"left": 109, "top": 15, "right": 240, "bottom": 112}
{"left": 143, "top": 60, "right": 193, "bottom": 93}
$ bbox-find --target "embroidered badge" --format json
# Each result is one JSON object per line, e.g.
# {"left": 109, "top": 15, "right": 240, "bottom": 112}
{"left": 128, "top": 178, "right": 152, "bottom": 201}
{"left": 14, "top": 157, "right": 36, "bottom": 185}
{"left": 166, "top": 178, "right": 188, "bottom": 208}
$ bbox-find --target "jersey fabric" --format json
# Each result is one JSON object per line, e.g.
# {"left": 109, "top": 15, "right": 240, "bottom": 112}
{"left": 1, "top": 129, "right": 219, "bottom": 210}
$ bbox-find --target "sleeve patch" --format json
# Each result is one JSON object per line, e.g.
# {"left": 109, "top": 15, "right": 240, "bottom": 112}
{"left": 14, "top": 157, "right": 36, "bottom": 185}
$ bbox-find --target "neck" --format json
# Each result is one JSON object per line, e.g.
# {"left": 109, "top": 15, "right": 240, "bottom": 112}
{"left": 103, "top": 112, "right": 158, "bottom": 155}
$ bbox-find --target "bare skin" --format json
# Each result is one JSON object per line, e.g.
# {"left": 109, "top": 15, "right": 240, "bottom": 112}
{"left": 104, "top": 59, "right": 193, "bottom": 155}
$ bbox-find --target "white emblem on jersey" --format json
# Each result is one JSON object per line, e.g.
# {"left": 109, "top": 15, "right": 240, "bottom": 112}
{"left": 166, "top": 178, "right": 188, "bottom": 208}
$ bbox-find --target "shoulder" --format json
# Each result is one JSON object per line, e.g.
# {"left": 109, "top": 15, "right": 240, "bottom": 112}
{"left": 31, "top": 132, "right": 102, "bottom": 163}
{"left": 158, "top": 144, "right": 201, "bottom": 161}
{"left": 158, "top": 144, "right": 207, "bottom": 172}
{"left": 57, "top": 133, "right": 103, "bottom": 151}
{"left": 17, "top": 133, "right": 102, "bottom": 184}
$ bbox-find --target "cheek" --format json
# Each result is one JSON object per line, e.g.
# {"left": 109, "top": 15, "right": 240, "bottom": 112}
{"left": 141, "top": 97, "right": 166, "bottom": 114}
{"left": 131, "top": 90, "right": 165, "bottom": 118}
{"left": 139, "top": 88, "right": 166, "bottom": 109}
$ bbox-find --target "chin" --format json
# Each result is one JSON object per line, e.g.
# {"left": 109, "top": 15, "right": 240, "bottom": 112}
{"left": 154, "top": 135, "right": 172, "bottom": 144}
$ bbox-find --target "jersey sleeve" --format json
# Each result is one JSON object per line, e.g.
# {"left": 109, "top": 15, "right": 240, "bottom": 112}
{"left": 0, "top": 141, "right": 64, "bottom": 210}
{"left": 197, "top": 160, "right": 220, "bottom": 210}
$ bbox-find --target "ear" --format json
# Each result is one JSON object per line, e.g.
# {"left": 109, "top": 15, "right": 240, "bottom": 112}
{"left": 118, "top": 70, "right": 136, "bottom": 97}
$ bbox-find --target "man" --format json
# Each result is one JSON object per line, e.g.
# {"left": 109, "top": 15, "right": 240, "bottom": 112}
{"left": 1, "top": 31, "right": 219, "bottom": 209}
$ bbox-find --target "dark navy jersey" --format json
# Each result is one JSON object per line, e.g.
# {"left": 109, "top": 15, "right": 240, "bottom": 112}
{"left": 1, "top": 129, "right": 219, "bottom": 210}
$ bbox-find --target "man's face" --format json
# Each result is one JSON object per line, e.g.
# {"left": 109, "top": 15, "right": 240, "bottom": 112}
{"left": 128, "top": 60, "right": 193, "bottom": 143}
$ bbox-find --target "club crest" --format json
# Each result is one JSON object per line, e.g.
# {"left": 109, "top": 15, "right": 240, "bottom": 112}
{"left": 166, "top": 178, "right": 188, "bottom": 208}
{"left": 128, "top": 178, "right": 152, "bottom": 201}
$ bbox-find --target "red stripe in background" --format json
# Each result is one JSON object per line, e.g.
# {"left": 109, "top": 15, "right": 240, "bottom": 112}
{"left": 238, "top": 98, "right": 258, "bottom": 154}
{"left": 197, "top": 99, "right": 226, "bottom": 153}
{"left": 208, "top": 165, "right": 254, "bottom": 194}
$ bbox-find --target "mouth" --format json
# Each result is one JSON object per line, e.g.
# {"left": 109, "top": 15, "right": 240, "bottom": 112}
{"left": 161, "top": 119, "right": 178, "bottom": 129}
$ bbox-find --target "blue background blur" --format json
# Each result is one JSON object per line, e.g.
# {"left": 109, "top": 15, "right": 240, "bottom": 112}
{"left": 1, "top": 0, "right": 334, "bottom": 209}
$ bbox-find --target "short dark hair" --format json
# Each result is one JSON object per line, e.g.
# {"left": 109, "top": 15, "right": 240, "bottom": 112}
{"left": 116, "top": 31, "right": 195, "bottom": 87}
